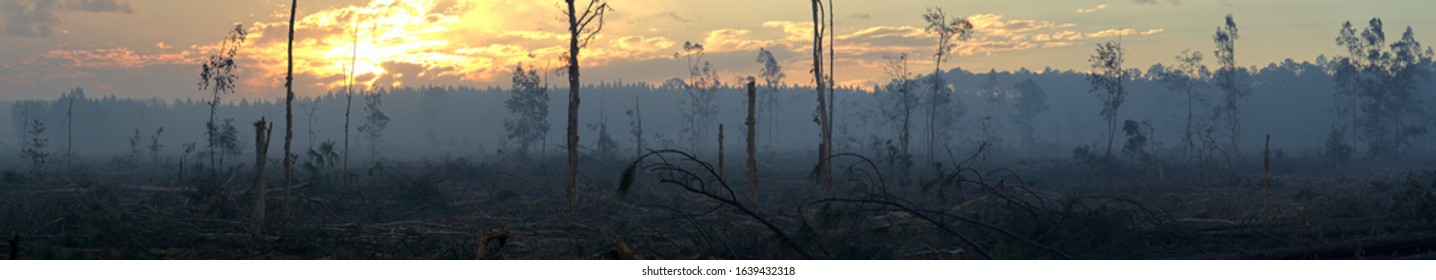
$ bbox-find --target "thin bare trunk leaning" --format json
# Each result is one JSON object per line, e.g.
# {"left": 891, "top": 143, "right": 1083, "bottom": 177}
{"left": 344, "top": 19, "right": 357, "bottom": 187}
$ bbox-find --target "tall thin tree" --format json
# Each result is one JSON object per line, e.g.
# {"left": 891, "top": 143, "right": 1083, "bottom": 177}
{"left": 283, "top": 0, "right": 298, "bottom": 218}
{"left": 1156, "top": 50, "right": 1206, "bottom": 159}
{"left": 810, "top": 0, "right": 832, "bottom": 197}
{"left": 198, "top": 24, "right": 247, "bottom": 171}
{"left": 922, "top": 7, "right": 974, "bottom": 166}
{"left": 881, "top": 53, "right": 917, "bottom": 186}
{"left": 754, "top": 48, "right": 784, "bottom": 148}
{"left": 1213, "top": 14, "right": 1243, "bottom": 156}
{"left": 825, "top": 0, "right": 836, "bottom": 195}
{"left": 344, "top": 18, "right": 359, "bottom": 187}
{"left": 563, "top": 0, "right": 612, "bottom": 210}
{"left": 1088, "top": 40, "right": 1126, "bottom": 155}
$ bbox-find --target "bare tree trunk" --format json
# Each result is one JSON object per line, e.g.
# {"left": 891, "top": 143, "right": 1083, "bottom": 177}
{"left": 745, "top": 80, "right": 758, "bottom": 204}
{"left": 251, "top": 117, "right": 272, "bottom": 237}
{"left": 344, "top": 19, "right": 357, "bottom": 188}
{"left": 565, "top": 0, "right": 582, "bottom": 211}
{"left": 811, "top": 0, "right": 831, "bottom": 198}
{"left": 634, "top": 94, "right": 643, "bottom": 159}
{"left": 283, "top": 0, "right": 297, "bottom": 219}
{"left": 718, "top": 124, "right": 725, "bottom": 178}
{"left": 825, "top": 0, "right": 836, "bottom": 197}
{"left": 66, "top": 95, "right": 73, "bottom": 157}
{"left": 1262, "top": 134, "right": 1271, "bottom": 224}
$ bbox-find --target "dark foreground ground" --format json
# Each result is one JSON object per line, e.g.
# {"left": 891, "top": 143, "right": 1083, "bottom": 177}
{"left": 2, "top": 150, "right": 1435, "bottom": 259}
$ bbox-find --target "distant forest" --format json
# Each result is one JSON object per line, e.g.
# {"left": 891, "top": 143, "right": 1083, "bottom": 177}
{"left": 3, "top": 57, "right": 1434, "bottom": 167}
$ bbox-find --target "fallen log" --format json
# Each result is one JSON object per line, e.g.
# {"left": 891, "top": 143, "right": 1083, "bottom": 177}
{"left": 1239, "top": 231, "right": 1436, "bottom": 259}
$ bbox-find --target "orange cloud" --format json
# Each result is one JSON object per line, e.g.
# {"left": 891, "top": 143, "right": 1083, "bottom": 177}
{"left": 1076, "top": 4, "right": 1107, "bottom": 13}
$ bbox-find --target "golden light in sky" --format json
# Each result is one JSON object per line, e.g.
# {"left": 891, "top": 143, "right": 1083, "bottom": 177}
{"left": 6, "top": 0, "right": 1425, "bottom": 102}
{"left": 237, "top": 0, "right": 526, "bottom": 94}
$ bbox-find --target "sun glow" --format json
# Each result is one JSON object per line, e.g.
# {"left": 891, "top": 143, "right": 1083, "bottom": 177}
{"left": 305, "top": 0, "right": 465, "bottom": 90}
{"left": 234, "top": 0, "right": 502, "bottom": 94}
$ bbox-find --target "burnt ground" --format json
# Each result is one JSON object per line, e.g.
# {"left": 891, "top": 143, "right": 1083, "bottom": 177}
{"left": 2, "top": 150, "right": 1435, "bottom": 260}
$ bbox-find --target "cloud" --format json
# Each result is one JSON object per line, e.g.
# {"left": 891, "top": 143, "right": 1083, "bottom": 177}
{"left": 36, "top": 48, "right": 195, "bottom": 68}
{"left": 1076, "top": 4, "right": 1107, "bottom": 13}
{"left": 1032, "top": 30, "right": 1083, "bottom": 41}
{"left": 1031, "top": 28, "right": 1163, "bottom": 42}
{"left": 1, "top": 0, "right": 135, "bottom": 38}
{"left": 0, "top": 47, "right": 193, "bottom": 88}
{"left": 701, "top": 29, "right": 774, "bottom": 53}
{"left": 761, "top": 20, "right": 814, "bottom": 44}
{"left": 1087, "top": 28, "right": 1164, "bottom": 38}
{"left": 1133, "top": 0, "right": 1182, "bottom": 6}
{"left": 657, "top": 11, "right": 692, "bottom": 23}
{"left": 966, "top": 14, "right": 1072, "bottom": 37}
{"left": 846, "top": 13, "right": 872, "bottom": 20}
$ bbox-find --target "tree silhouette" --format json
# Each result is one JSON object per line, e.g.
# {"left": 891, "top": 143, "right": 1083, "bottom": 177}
{"left": 62, "top": 88, "right": 80, "bottom": 157}
{"left": 283, "top": 0, "right": 299, "bottom": 218}
{"left": 1213, "top": 14, "right": 1245, "bottom": 157}
{"left": 358, "top": 90, "right": 389, "bottom": 169}
{"left": 754, "top": 48, "right": 784, "bottom": 149}
{"left": 977, "top": 70, "right": 1007, "bottom": 150}
{"left": 744, "top": 78, "right": 758, "bottom": 204}
{"left": 811, "top": 0, "right": 832, "bottom": 197}
{"left": 1155, "top": 50, "right": 1207, "bottom": 159}
{"left": 250, "top": 117, "right": 273, "bottom": 237}
{"left": 1334, "top": 18, "right": 1433, "bottom": 158}
{"left": 149, "top": 127, "right": 164, "bottom": 164}
{"left": 880, "top": 53, "right": 918, "bottom": 185}
{"left": 922, "top": 7, "right": 973, "bottom": 167}
{"left": 627, "top": 94, "right": 642, "bottom": 159}
{"left": 1088, "top": 40, "right": 1126, "bottom": 156}
{"left": 21, "top": 119, "right": 47, "bottom": 174}
{"left": 1382, "top": 26, "right": 1431, "bottom": 156}
{"left": 340, "top": 20, "right": 358, "bottom": 186}
{"left": 676, "top": 41, "right": 720, "bottom": 153}
{"left": 562, "top": 0, "right": 612, "bottom": 210}
{"left": 198, "top": 23, "right": 247, "bottom": 171}
{"left": 505, "top": 63, "right": 550, "bottom": 158}
{"left": 1011, "top": 77, "right": 1048, "bottom": 148}
{"left": 826, "top": 0, "right": 836, "bottom": 191}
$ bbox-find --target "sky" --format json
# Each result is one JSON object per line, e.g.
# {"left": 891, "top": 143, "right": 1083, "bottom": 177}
{"left": 0, "top": 0, "right": 1433, "bottom": 102}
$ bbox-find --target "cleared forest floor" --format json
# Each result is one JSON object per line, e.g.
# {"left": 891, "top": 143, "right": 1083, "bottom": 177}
{"left": 2, "top": 152, "right": 1435, "bottom": 259}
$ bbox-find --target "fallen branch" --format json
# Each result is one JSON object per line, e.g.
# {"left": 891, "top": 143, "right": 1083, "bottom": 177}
{"left": 1240, "top": 231, "right": 1436, "bottom": 259}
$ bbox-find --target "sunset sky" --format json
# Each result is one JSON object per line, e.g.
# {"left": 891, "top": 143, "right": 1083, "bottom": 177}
{"left": 0, "top": 0, "right": 1432, "bottom": 101}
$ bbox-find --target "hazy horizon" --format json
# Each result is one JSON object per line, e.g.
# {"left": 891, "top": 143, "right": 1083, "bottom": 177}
{"left": 2, "top": 0, "right": 1434, "bottom": 102}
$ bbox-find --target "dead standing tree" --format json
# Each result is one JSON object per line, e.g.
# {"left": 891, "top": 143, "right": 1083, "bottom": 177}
{"left": 344, "top": 18, "right": 359, "bottom": 187}
{"left": 251, "top": 118, "right": 273, "bottom": 237}
{"left": 282, "top": 0, "right": 299, "bottom": 219}
{"left": 563, "top": 0, "right": 612, "bottom": 210}
{"left": 810, "top": 0, "right": 832, "bottom": 198}
{"left": 745, "top": 79, "right": 758, "bottom": 204}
